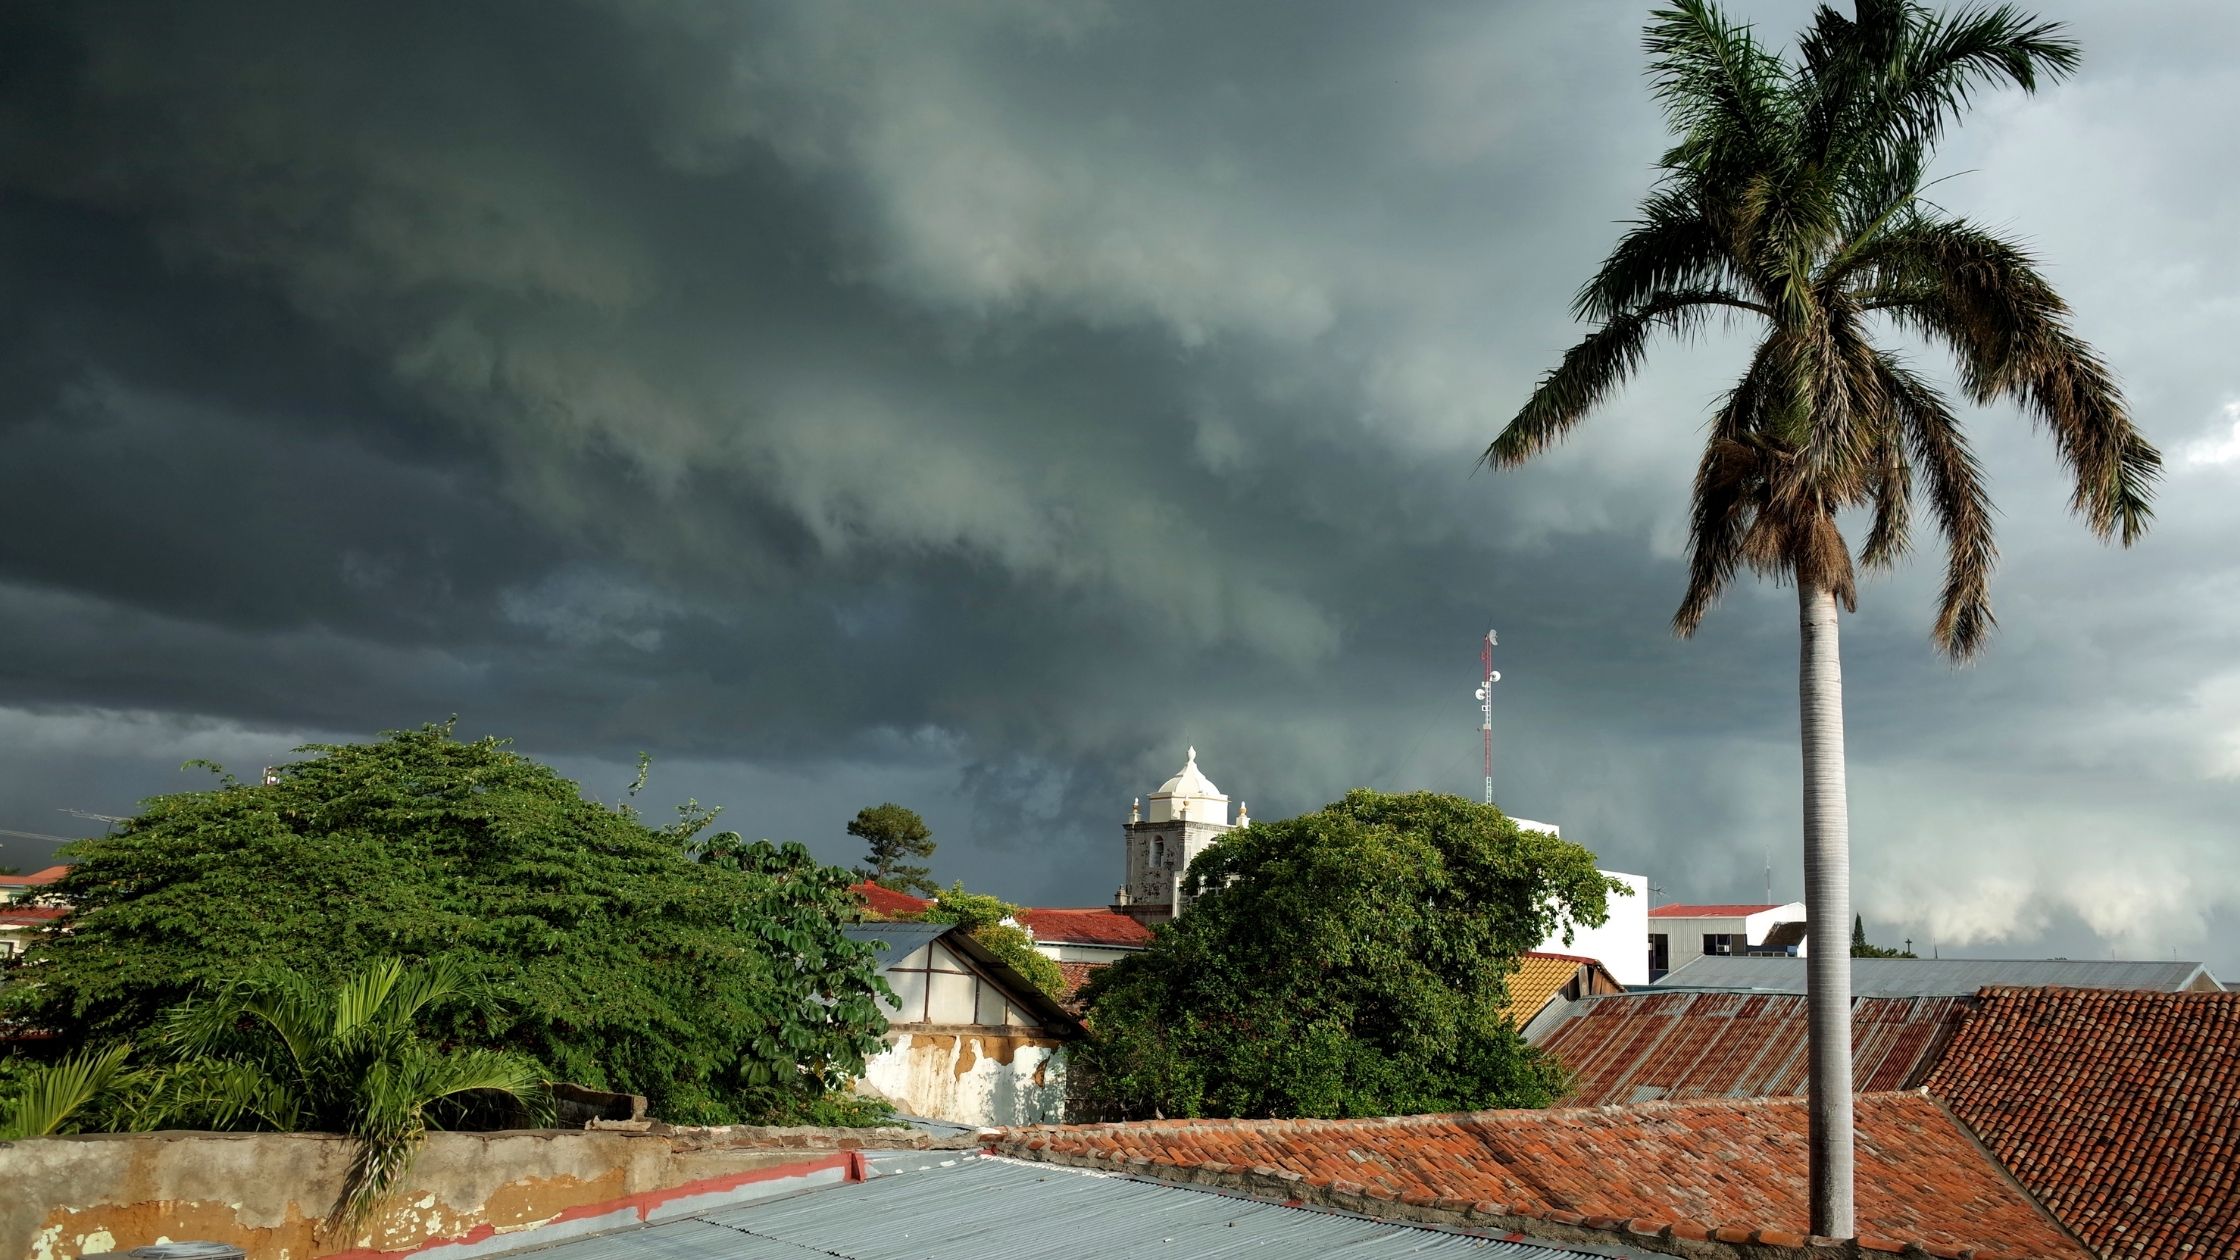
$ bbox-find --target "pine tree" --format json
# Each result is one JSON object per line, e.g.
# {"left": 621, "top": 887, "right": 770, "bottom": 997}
{"left": 849, "top": 803, "right": 937, "bottom": 897}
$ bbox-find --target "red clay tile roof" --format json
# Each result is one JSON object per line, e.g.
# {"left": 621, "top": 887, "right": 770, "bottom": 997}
{"left": 851, "top": 881, "right": 932, "bottom": 917}
{"left": 1055, "top": 961, "right": 1108, "bottom": 1011}
{"left": 0, "top": 905, "right": 68, "bottom": 927}
{"left": 1537, "top": 992, "right": 1969, "bottom": 1105}
{"left": 0, "top": 865, "right": 70, "bottom": 888}
{"left": 1648, "top": 902, "right": 1782, "bottom": 918}
{"left": 998, "top": 1092, "right": 2085, "bottom": 1259}
{"left": 1016, "top": 907, "right": 1152, "bottom": 947}
{"left": 1926, "top": 986, "right": 2240, "bottom": 1260}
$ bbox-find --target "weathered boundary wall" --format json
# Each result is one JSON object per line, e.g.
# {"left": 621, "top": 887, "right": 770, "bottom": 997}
{"left": 0, "top": 1124, "right": 963, "bottom": 1260}
{"left": 860, "top": 1029, "right": 1066, "bottom": 1127}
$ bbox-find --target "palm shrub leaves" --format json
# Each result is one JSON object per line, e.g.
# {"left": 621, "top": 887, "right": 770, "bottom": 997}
{"left": 0, "top": 1043, "right": 155, "bottom": 1139}
{"left": 1487, "top": 1, "right": 2156, "bottom": 1235}
{"left": 156, "top": 956, "right": 551, "bottom": 1229}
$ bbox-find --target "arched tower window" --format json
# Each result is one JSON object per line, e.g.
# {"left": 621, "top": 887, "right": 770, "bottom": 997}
{"left": 1152, "top": 837, "right": 1165, "bottom": 867}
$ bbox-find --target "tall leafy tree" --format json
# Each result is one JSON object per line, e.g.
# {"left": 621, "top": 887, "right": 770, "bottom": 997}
{"left": 1073, "top": 791, "right": 1621, "bottom": 1121}
{"left": 849, "top": 803, "right": 938, "bottom": 897}
{"left": 3, "top": 723, "right": 891, "bottom": 1125}
{"left": 1485, "top": 2, "right": 2158, "bottom": 1234}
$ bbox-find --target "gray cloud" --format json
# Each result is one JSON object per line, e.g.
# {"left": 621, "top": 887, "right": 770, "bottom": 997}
{"left": 2, "top": 0, "right": 2235, "bottom": 971}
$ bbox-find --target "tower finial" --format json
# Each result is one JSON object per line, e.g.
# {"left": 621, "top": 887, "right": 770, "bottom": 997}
{"left": 1187, "top": 745, "right": 1197, "bottom": 765}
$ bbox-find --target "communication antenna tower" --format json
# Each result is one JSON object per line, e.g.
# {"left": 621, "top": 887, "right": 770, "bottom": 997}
{"left": 1474, "top": 629, "right": 1501, "bottom": 805}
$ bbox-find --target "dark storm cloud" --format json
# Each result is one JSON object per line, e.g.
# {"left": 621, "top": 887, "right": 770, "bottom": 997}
{"left": 2, "top": 1, "right": 2235, "bottom": 966}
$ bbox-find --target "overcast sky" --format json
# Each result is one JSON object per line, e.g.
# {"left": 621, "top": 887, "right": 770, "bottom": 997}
{"left": 3, "top": 1, "right": 2236, "bottom": 973}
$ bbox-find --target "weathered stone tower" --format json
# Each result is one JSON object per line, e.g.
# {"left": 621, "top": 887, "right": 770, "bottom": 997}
{"left": 1112, "top": 747, "right": 1246, "bottom": 926}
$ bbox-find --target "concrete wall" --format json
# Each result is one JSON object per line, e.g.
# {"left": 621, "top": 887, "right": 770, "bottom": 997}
{"left": 0, "top": 1124, "right": 956, "bottom": 1260}
{"left": 858, "top": 1029, "right": 1067, "bottom": 1127}
{"left": 1537, "top": 870, "right": 1651, "bottom": 987}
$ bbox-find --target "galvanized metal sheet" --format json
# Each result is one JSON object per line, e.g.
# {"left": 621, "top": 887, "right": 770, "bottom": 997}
{"left": 1651, "top": 955, "right": 2212, "bottom": 997}
{"left": 503, "top": 1156, "right": 1612, "bottom": 1260}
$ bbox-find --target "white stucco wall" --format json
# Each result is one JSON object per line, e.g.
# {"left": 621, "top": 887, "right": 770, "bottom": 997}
{"left": 857, "top": 1031, "right": 1068, "bottom": 1127}
{"left": 1537, "top": 869, "right": 1650, "bottom": 987}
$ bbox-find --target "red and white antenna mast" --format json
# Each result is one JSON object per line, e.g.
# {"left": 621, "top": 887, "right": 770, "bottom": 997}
{"left": 1475, "top": 629, "right": 1500, "bottom": 805}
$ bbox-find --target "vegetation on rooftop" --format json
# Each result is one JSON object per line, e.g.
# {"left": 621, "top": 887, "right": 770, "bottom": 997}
{"left": 916, "top": 883, "right": 1067, "bottom": 1000}
{"left": 1070, "top": 790, "right": 1623, "bottom": 1121}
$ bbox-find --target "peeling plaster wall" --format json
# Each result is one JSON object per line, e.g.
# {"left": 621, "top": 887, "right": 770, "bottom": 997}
{"left": 860, "top": 1029, "right": 1067, "bottom": 1127}
{"left": 0, "top": 1126, "right": 944, "bottom": 1260}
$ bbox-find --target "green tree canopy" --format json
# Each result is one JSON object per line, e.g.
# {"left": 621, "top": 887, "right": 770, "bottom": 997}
{"left": 917, "top": 883, "right": 1065, "bottom": 999}
{"left": 1071, "top": 790, "right": 1624, "bottom": 1121}
{"left": 849, "top": 803, "right": 937, "bottom": 897}
{"left": 0, "top": 723, "right": 891, "bottom": 1125}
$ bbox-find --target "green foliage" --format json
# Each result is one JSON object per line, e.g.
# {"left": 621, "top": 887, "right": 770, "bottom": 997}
{"left": 918, "top": 883, "right": 1066, "bottom": 1000}
{"left": 1072, "top": 790, "right": 1624, "bottom": 1121}
{"left": 158, "top": 956, "right": 550, "bottom": 1226}
{"left": 1, "top": 722, "right": 892, "bottom": 1125}
{"left": 849, "top": 803, "right": 937, "bottom": 897}
{"left": 0, "top": 1044, "right": 151, "bottom": 1139}
{"left": 1850, "top": 915, "right": 1916, "bottom": 958}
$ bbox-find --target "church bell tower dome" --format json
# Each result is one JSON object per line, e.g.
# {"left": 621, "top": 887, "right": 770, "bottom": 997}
{"left": 1147, "top": 746, "right": 1229, "bottom": 825}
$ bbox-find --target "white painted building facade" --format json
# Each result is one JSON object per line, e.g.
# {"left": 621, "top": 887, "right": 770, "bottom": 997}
{"left": 1646, "top": 902, "right": 1810, "bottom": 981}
{"left": 842, "top": 922, "right": 1083, "bottom": 1127}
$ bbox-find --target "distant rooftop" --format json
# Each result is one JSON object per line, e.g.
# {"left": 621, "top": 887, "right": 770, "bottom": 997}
{"left": 0, "top": 864, "right": 70, "bottom": 889}
{"left": 850, "top": 881, "right": 931, "bottom": 917}
{"left": 1016, "top": 906, "right": 1152, "bottom": 947}
{"left": 1647, "top": 902, "right": 1786, "bottom": 918}
{"left": 1653, "top": 954, "right": 2222, "bottom": 997}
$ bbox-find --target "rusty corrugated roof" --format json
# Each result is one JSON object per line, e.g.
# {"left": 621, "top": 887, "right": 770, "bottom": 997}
{"left": 1534, "top": 991, "right": 1969, "bottom": 1106}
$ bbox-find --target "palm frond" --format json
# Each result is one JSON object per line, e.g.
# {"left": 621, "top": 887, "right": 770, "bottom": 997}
{"left": 1860, "top": 218, "right": 2160, "bottom": 545}
{"left": 1876, "top": 351, "right": 1998, "bottom": 657}
{"left": 1488, "top": 289, "right": 1755, "bottom": 468}
{"left": 1645, "top": 0, "right": 1796, "bottom": 174}
{"left": 0, "top": 1044, "right": 142, "bottom": 1139}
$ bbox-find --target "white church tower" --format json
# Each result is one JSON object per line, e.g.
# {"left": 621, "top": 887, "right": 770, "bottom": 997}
{"left": 1113, "top": 747, "right": 1244, "bottom": 926}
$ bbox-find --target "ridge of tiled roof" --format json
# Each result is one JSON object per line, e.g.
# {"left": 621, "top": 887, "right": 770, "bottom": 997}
{"left": 1926, "top": 986, "right": 2240, "bottom": 1260}
{"left": 995, "top": 1091, "right": 2088, "bottom": 1259}
{"left": 1016, "top": 907, "right": 1152, "bottom": 947}
{"left": 1647, "top": 902, "right": 1782, "bottom": 918}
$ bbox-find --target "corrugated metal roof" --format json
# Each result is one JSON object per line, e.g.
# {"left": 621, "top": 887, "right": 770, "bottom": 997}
{"left": 1535, "top": 991, "right": 1970, "bottom": 1106}
{"left": 1652, "top": 954, "right": 2218, "bottom": 996}
{"left": 504, "top": 1155, "right": 1606, "bottom": 1259}
{"left": 840, "top": 921, "right": 951, "bottom": 955}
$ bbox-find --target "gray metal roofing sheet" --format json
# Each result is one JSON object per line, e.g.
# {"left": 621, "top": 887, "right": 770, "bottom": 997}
{"left": 1650, "top": 954, "right": 2214, "bottom": 997}
{"left": 502, "top": 1155, "right": 1614, "bottom": 1260}
{"left": 839, "top": 922, "right": 951, "bottom": 955}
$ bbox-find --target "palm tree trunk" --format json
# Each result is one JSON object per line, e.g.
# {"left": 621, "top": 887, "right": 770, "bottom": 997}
{"left": 1798, "top": 580, "right": 1854, "bottom": 1238}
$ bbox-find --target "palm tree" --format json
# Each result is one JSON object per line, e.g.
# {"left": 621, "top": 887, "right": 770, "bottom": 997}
{"left": 157, "top": 957, "right": 550, "bottom": 1229}
{"left": 1486, "top": 1, "right": 2157, "bottom": 1236}
{"left": 0, "top": 1044, "right": 153, "bottom": 1139}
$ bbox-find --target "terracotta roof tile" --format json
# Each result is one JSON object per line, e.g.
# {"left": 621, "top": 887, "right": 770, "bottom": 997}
{"left": 0, "top": 905, "right": 68, "bottom": 927}
{"left": 1500, "top": 952, "right": 1619, "bottom": 1027}
{"left": 1648, "top": 902, "right": 1783, "bottom": 918}
{"left": 1017, "top": 907, "right": 1152, "bottom": 947}
{"left": 0, "top": 865, "right": 70, "bottom": 889}
{"left": 1055, "top": 961, "right": 1109, "bottom": 1012}
{"left": 1538, "top": 992, "right": 1970, "bottom": 1104}
{"left": 996, "top": 1092, "right": 2085, "bottom": 1259}
{"left": 851, "top": 881, "right": 932, "bottom": 917}
{"left": 1926, "top": 986, "right": 2240, "bottom": 1260}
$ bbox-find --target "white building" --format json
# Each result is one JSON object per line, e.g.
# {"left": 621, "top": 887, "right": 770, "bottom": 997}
{"left": 1113, "top": 747, "right": 1242, "bottom": 925}
{"left": 1646, "top": 901, "right": 1809, "bottom": 982}
{"left": 841, "top": 921, "right": 1084, "bottom": 1127}
{"left": 1536, "top": 869, "right": 1651, "bottom": 988}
